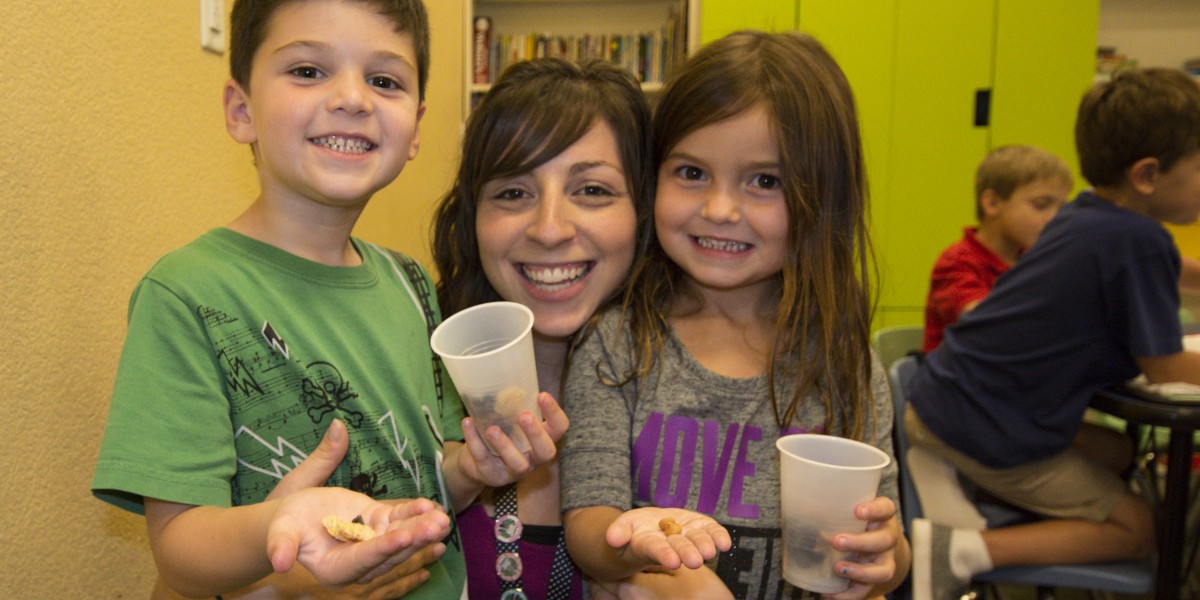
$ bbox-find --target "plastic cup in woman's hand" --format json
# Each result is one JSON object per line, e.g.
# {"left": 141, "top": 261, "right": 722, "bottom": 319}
{"left": 431, "top": 301, "right": 541, "bottom": 454}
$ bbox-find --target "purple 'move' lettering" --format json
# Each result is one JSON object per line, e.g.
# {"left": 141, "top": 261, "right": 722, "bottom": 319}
{"left": 728, "top": 425, "right": 761, "bottom": 519}
{"left": 631, "top": 414, "right": 824, "bottom": 517}
{"left": 655, "top": 415, "right": 699, "bottom": 506}
{"left": 632, "top": 412, "right": 664, "bottom": 500}
{"left": 697, "top": 420, "right": 738, "bottom": 514}
{"left": 632, "top": 413, "right": 765, "bottom": 519}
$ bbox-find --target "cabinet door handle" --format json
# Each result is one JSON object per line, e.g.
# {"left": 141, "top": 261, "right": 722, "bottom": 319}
{"left": 974, "top": 89, "right": 991, "bottom": 127}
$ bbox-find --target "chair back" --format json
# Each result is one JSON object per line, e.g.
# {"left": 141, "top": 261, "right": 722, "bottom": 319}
{"left": 872, "top": 325, "right": 923, "bottom": 371}
{"left": 888, "top": 354, "right": 923, "bottom": 532}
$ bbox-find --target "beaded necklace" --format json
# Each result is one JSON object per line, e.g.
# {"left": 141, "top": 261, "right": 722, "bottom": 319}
{"left": 492, "top": 483, "right": 575, "bottom": 599}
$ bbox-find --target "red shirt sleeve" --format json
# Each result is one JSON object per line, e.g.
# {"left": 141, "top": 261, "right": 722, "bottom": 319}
{"left": 922, "top": 231, "right": 1010, "bottom": 351}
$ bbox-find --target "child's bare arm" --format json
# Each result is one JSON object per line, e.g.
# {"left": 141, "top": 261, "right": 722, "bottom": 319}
{"left": 154, "top": 419, "right": 446, "bottom": 599}
{"left": 1137, "top": 350, "right": 1200, "bottom": 386}
{"left": 1179, "top": 256, "right": 1200, "bottom": 295}
{"left": 214, "top": 546, "right": 444, "bottom": 600}
{"left": 595, "top": 565, "right": 735, "bottom": 600}
{"left": 145, "top": 489, "right": 450, "bottom": 597}
{"left": 563, "top": 505, "right": 732, "bottom": 583}
{"left": 146, "top": 499, "right": 280, "bottom": 594}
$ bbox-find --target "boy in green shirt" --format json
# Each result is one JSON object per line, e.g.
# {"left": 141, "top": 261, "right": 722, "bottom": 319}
{"left": 92, "top": 1, "right": 565, "bottom": 597}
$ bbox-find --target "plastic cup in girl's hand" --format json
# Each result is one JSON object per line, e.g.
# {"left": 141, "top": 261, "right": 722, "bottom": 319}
{"left": 431, "top": 301, "right": 541, "bottom": 454}
{"left": 776, "top": 434, "right": 890, "bottom": 594}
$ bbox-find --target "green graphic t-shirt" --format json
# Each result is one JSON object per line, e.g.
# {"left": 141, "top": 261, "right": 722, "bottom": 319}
{"left": 93, "top": 228, "right": 466, "bottom": 598}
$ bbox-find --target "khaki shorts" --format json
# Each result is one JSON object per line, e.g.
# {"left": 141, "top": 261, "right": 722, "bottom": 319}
{"left": 905, "top": 409, "right": 1127, "bottom": 522}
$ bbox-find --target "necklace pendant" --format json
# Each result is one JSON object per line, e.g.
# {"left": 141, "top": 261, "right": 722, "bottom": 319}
{"left": 495, "top": 513, "right": 523, "bottom": 543}
{"left": 496, "top": 551, "right": 524, "bottom": 582}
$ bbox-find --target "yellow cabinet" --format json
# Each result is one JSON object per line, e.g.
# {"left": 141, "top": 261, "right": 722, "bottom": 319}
{"left": 699, "top": 0, "right": 795, "bottom": 43}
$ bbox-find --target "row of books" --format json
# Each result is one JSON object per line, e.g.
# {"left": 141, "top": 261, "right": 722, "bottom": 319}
{"left": 472, "top": 12, "right": 688, "bottom": 88}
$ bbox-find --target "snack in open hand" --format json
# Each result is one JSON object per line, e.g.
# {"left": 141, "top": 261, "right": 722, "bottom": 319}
{"left": 658, "top": 517, "right": 682, "bottom": 536}
{"left": 323, "top": 514, "right": 377, "bottom": 542}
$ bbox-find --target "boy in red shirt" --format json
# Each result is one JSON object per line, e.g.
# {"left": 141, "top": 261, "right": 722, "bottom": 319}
{"left": 922, "top": 145, "right": 1072, "bottom": 351}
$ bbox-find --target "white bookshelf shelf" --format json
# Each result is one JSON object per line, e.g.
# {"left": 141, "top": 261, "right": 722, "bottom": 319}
{"left": 463, "top": 0, "right": 699, "bottom": 117}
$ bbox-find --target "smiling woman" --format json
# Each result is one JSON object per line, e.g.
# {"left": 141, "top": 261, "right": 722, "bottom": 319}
{"left": 475, "top": 120, "right": 637, "bottom": 340}
{"left": 432, "top": 57, "right": 654, "bottom": 600}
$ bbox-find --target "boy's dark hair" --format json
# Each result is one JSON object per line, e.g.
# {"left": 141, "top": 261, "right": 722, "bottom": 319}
{"left": 1076, "top": 68, "right": 1200, "bottom": 187}
{"left": 974, "top": 145, "right": 1071, "bottom": 220}
{"left": 229, "top": 0, "right": 430, "bottom": 101}
{"left": 432, "top": 58, "right": 654, "bottom": 317}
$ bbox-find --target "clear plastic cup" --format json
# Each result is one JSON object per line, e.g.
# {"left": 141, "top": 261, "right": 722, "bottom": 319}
{"left": 430, "top": 301, "right": 541, "bottom": 454}
{"left": 776, "top": 434, "right": 890, "bottom": 594}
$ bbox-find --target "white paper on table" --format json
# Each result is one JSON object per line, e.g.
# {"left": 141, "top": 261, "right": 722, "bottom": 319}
{"left": 1127, "top": 379, "right": 1200, "bottom": 400}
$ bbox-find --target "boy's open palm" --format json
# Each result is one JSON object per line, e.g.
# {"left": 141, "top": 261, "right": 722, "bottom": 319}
{"left": 606, "top": 508, "right": 732, "bottom": 571}
{"left": 207, "top": 418, "right": 445, "bottom": 599}
{"left": 267, "top": 489, "right": 451, "bottom": 587}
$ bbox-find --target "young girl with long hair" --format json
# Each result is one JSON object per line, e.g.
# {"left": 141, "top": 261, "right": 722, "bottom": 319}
{"left": 560, "top": 30, "right": 910, "bottom": 599}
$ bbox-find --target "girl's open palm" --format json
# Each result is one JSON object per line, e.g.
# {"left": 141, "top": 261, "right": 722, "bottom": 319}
{"left": 606, "top": 507, "right": 732, "bottom": 570}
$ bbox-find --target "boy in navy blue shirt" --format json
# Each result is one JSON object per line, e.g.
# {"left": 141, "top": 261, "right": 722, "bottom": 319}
{"left": 906, "top": 67, "right": 1200, "bottom": 600}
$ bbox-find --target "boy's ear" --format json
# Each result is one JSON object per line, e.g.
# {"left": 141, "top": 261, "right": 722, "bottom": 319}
{"left": 223, "top": 79, "right": 258, "bottom": 144}
{"left": 407, "top": 102, "right": 427, "bottom": 161}
{"left": 979, "top": 188, "right": 1003, "bottom": 217}
{"left": 1128, "top": 157, "right": 1160, "bottom": 196}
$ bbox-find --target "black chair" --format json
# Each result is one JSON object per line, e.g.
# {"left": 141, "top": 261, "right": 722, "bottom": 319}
{"left": 889, "top": 355, "right": 1153, "bottom": 599}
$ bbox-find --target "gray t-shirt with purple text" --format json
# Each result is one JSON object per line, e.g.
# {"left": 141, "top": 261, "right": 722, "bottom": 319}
{"left": 560, "top": 309, "right": 899, "bottom": 599}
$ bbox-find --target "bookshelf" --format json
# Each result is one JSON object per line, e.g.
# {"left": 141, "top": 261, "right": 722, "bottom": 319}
{"left": 463, "top": 0, "right": 701, "bottom": 117}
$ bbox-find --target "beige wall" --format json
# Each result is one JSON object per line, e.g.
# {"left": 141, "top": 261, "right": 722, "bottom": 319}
{"left": 0, "top": 1, "right": 463, "bottom": 596}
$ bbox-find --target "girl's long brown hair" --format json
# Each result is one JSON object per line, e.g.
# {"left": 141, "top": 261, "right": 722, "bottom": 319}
{"left": 621, "top": 30, "right": 878, "bottom": 440}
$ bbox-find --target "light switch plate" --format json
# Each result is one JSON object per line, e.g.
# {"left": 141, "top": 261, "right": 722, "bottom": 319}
{"left": 201, "top": 0, "right": 226, "bottom": 54}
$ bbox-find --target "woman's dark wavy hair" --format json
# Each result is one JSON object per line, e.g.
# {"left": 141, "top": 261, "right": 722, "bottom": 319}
{"left": 432, "top": 58, "right": 654, "bottom": 320}
{"left": 622, "top": 30, "right": 878, "bottom": 440}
